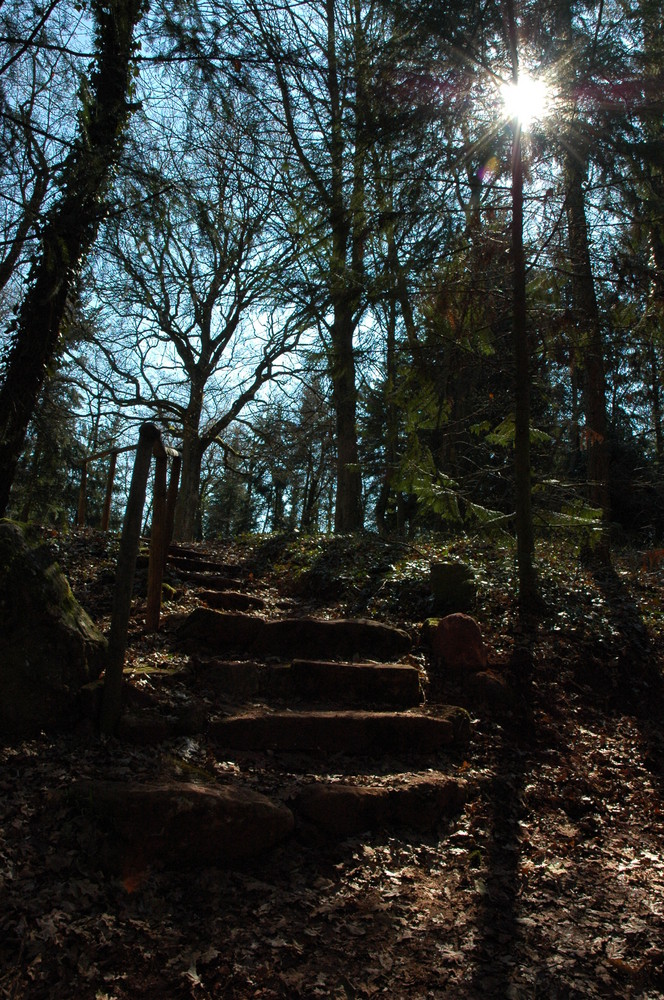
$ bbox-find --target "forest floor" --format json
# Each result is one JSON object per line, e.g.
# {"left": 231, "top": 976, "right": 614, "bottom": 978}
{"left": 1, "top": 529, "right": 664, "bottom": 999}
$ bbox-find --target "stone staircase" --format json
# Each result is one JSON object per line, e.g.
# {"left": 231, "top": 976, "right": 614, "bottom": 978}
{"left": 81, "top": 542, "right": 473, "bottom": 873}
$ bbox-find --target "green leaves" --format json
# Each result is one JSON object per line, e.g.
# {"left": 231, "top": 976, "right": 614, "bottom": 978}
{"left": 484, "top": 414, "right": 552, "bottom": 449}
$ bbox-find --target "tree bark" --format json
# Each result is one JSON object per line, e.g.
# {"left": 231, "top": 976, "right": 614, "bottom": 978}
{"left": 564, "top": 154, "right": 611, "bottom": 520}
{"left": 511, "top": 118, "right": 539, "bottom": 609}
{"left": 556, "top": 0, "right": 610, "bottom": 534}
{"left": 331, "top": 301, "right": 363, "bottom": 532}
{"left": 326, "top": 0, "right": 364, "bottom": 533}
{"left": 375, "top": 299, "right": 400, "bottom": 535}
{"left": 173, "top": 432, "right": 205, "bottom": 541}
{"left": 0, "top": 0, "right": 145, "bottom": 515}
{"left": 101, "top": 421, "right": 159, "bottom": 735}
{"left": 648, "top": 337, "right": 663, "bottom": 463}
{"left": 504, "top": 0, "right": 539, "bottom": 610}
{"left": 642, "top": 6, "right": 664, "bottom": 463}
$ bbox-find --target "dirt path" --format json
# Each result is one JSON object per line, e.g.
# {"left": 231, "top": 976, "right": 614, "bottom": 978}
{"left": 1, "top": 532, "right": 663, "bottom": 998}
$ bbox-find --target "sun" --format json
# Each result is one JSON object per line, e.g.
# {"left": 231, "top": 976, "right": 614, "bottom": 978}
{"left": 500, "top": 74, "right": 550, "bottom": 129}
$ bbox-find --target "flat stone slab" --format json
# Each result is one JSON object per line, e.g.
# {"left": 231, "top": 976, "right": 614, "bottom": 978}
{"left": 290, "top": 659, "right": 421, "bottom": 706}
{"left": 292, "top": 774, "right": 467, "bottom": 837}
{"left": 69, "top": 780, "right": 294, "bottom": 871}
{"left": 194, "top": 658, "right": 419, "bottom": 707}
{"left": 175, "top": 571, "right": 242, "bottom": 590}
{"left": 168, "top": 545, "right": 203, "bottom": 558}
{"left": 169, "top": 554, "right": 243, "bottom": 577}
{"left": 179, "top": 608, "right": 411, "bottom": 660}
{"left": 200, "top": 590, "right": 267, "bottom": 612}
{"left": 262, "top": 618, "right": 412, "bottom": 660}
{"left": 208, "top": 707, "right": 470, "bottom": 754}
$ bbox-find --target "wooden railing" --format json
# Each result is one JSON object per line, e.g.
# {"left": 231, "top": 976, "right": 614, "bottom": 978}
{"left": 98, "top": 422, "right": 181, "bottom": 735}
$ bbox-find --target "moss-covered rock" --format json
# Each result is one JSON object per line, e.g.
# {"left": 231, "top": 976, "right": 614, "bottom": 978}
{"left": 0, "top": 521, "right": 107, "bottom": 738}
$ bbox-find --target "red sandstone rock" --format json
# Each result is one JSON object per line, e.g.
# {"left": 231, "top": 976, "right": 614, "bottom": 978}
{"left": 207, "top": 707, "right": 470, "bottom": 754}
{"left": 178, "top": 608, "right": 411, "bottom": 660}
{"left": 430, "top": 613, "right": 487, "bottom": 674}
{"left": 293, "top": 775, "right": 467, "bottom": 837}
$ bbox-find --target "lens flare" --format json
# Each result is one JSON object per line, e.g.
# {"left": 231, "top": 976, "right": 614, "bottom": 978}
{"left": 500, "top": 75, "right": 549, "bottom": 128}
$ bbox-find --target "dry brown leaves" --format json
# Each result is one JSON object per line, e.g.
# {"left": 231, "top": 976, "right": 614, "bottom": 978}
{"left": 1, "top": 531, "right": 664, "bottom": 998}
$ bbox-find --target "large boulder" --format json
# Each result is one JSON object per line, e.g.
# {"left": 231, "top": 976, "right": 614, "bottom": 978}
{"left": 0, "top": 521, "right": 107, "bottom": 738}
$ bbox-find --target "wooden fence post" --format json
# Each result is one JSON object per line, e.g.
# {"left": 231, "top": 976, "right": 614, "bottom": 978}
{"left": 101, "top": 423, "right": 160, "bottom": 736}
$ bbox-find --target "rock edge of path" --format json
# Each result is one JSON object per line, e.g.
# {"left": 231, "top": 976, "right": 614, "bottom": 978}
{"left": 67, "top": 772, "right": 469, "bottom": 870}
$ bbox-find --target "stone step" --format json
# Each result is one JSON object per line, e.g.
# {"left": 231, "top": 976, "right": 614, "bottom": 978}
{"left": 195, "top": 658, "right": 421, "bottom": 707}
{"left": 174, "top": 570, "right": 243, "bottom": 590}
{"left": 207, "top": 707, "right": 470, "bottom": 755}
{"left": 290, "top": 658, "right": 421, "bottom": 706}
{"left": 168, "top": 553, "right": 244, "bottom": 578}
{"left": 67, "top": 772, "right": 468, "bottom": 873}
{"left": 179, "top": 608, "right": 412, "bottom": 660}
{"left": 133, "top": 554, "right": 243, "bottom": 589}
{"left": 200, "top": 590, "right": 267, "bottom": 612}
{"left": 291, "top": 773, "right": 467, "bottom": 838}
{"left": 168, "top": 544, "right": 209, "bottom": 560}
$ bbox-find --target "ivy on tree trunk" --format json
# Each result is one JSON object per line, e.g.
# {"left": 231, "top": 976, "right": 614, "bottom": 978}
{"left": 0, "top": 0, "right": 145, "bottom": 515}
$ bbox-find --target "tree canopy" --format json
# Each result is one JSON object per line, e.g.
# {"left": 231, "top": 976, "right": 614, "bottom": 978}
{"left": 2, "top": 0, "right": 664, "bottom": 600}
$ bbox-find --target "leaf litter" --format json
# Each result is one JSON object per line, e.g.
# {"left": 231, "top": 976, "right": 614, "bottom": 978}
{"left": 1, "top": 531, "right": 664, "bottom": 998}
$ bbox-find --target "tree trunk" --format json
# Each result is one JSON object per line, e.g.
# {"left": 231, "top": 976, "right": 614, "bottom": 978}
{"left": 376, "top": 298, "right": 401, "bottom": 536}
{"left": 642, "top": 3, "right": 664, "bottom": 464}
{"left": 173, "top": 435, "right": 205, "bottom": 541}
{"left": 567, "top": 341, "right": 583, "bottom": 474}
{"left": 102, "top": 422, "right": 159, "bottom": 735}
{"left": 511, "top": 118, "right": 539, "bottom": 609}
{"left": 271, "top": 471, "right": 287, "bottom": 531}
{"left": 648, "top": 337, "right": 663, "bottom": 463}
{"left": 331, "top": 303, "right": 363, "bottom": 532}
{"left": 564, "top": 155, "right": 611, "bottom": 521}
{"left": 326, "top": 0, "right": 364, "bottom": 534}
{"left": 0, "top": 0, "right": 144, "bottom": 515}
{"left": 556, "top": 0, "right": 610, "bottom": 533}
{"left": 505, "top": 0, "right": 539, "bottom": 610}
{"left": 172, "top": 381, "right": 207, "bottom": 541}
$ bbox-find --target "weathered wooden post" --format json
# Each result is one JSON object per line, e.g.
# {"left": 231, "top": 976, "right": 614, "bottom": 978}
{"left": 101, "top": 422, "right": 161, "bottom": 736}
{"left": 101, "top": 449, "right": 118, "bottom": 531}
